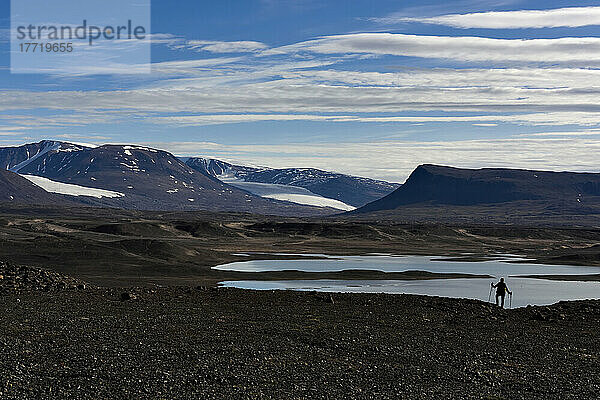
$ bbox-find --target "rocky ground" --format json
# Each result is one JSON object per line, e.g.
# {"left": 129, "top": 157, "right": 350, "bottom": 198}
{"left": 0, "top": 265, "right": 599, "bottom": 399}
{"left": 0, "top": 262, "right": 89, "bottom": 293}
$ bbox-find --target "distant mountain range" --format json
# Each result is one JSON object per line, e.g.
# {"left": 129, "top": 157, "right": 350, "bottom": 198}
{"left": 352, "top": 164, "right": 600, "bottom": 217}
{"left": 185, "top": 157, "right": 400, "bottom": 208}
{"left": 0, "top": 140, "right": 399, "bottom": 215}
{"left": 0, "top": 141, "right": 340, "bottom": 215}
{"left": 6, "top": 142, "right": 598, "bottom": 222}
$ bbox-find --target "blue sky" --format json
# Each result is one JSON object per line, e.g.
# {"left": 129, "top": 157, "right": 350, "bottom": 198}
{"left": 2, "top": 0, "right": 600, "bottom": 182}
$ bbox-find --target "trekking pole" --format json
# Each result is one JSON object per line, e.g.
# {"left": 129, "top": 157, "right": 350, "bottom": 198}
{"left": 509, "top": 293, "right": 513, "bottom": 309}
{"left": 488, "top": 283, "right": 493, "bottom": 303}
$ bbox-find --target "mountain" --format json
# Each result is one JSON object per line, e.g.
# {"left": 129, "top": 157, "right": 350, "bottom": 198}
{"left": 353, "top": 164, "right": 600, "bottom": 214}
{"left": 0, "top": 140, "right": 87, "bottom": 172}
{"left": 185, "top": 158, "right": 257, "bottom": 178}
{"left": 185, "top": 157, "right": 400, "bottom": 208}
{"left": 0, "top": 141, "right": 335, "bottom": 215}
{"left": 0, "top": 169, "right": 72, "bottom": 205}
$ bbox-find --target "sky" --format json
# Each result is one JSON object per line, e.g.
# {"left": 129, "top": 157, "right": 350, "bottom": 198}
{"left": 1, "top": 0, "right": 600, "bottom": 182}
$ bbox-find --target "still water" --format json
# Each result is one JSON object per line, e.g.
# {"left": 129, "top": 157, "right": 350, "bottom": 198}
{"left": 215, "top": 255, "right": 600, "bottom": 307}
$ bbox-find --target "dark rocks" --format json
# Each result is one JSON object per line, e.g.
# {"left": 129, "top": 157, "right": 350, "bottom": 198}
{"left": 531, "top": 310, "right": 549, "bottom": 321}
{"left": 0, "top": 288, "right": 599, "bottom": 398}
{"left": 0, "top": 262, "right": 90, "bottom": 293}
{"left": 120, "top": 292, "right": 135, "bottom": 301}
{"left": 528, "top": 304, "right": 585, "bottom": 322}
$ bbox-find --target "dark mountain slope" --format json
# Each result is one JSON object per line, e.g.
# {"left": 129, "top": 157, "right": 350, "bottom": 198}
{"left": 354, "top": 164, "right": 600, "bottom": 214}
{"left": 185, "top": 158, "right": 257, "bottom": 178}
{"left": 0, "top": 140, "right": 74, "bottom": 172}
{"left": 0, "top": 169, "right": 72, "bottom": 205}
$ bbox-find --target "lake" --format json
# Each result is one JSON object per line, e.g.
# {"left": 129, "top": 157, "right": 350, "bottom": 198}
{"left": 214, "top": 254, "right": 600, "bottom": 307}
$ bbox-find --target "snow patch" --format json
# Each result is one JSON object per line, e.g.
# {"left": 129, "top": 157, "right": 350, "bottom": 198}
{"left": 62, "top": 141, "right": 98, "bottom": 148}
{"left": 122, "top": 145, "right": 157, "bottom": 153}
{"left": 263, "top": 194, "right": 355, "bottom": 211}
{"left": 58, "top": 146, "right": 85, "bottom": 153}
{"left": 221, "top": 177, "right": 355, "bottom": 211}
{"left": 22, "top": 175, "right": 125, "bottom": 199}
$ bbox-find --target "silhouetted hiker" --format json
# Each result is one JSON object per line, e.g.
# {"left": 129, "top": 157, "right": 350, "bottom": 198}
{"left": 491, "top": 278, "right": 512, "bottom": 308}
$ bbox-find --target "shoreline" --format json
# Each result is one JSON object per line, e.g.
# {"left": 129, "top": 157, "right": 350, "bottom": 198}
{"left": 518, "top": 273, "right": 600, "bottom": 281}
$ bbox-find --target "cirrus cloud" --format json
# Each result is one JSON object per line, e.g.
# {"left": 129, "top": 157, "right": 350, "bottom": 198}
{"left": 379, "top": 6, "right": 600, "bottom": 29}
{"left": 265, "top": 33, "right": 600, "bottom": 64}
{"left": 148, "top": 137, "right": 600, "bottom": 182}
{"left": 185, "top": 40, "right": 268, "bottom": 53}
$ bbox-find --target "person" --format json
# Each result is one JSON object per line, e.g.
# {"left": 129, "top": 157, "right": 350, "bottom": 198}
{"left": 491, "top": 278, "right": 512, "bottom": 308}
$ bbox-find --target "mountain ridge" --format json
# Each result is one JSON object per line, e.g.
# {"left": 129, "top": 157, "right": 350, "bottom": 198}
{"left": 0, "top": 141, "right": 336, "bottom": 215}
{"left": 185, "top": 157, "right": 400, "bottom": 207}
{"left": 353, "top": 164, "right": 600, "bottom": 214}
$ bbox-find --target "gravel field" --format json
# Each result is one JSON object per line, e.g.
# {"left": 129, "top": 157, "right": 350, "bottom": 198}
{"left": 1, "top": 283, "right": 599, "bottom": 399}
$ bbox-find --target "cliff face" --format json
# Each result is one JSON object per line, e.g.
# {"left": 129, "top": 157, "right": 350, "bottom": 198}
{"left": 355, "top": 164, "right": 600, "bottom": 213}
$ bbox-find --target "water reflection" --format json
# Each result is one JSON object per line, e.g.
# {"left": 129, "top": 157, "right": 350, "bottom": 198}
{"left": 215, "top": 255, "right": 600, "bottom": 307}
{"left": 219, "top": 278, "right": 600, "bottom": 307}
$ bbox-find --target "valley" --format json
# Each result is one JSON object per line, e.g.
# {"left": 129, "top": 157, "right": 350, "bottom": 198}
{"left": 0, "top": 205, "right": 599, "bottom": 287}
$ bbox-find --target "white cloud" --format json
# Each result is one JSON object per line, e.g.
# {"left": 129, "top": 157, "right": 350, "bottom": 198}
{"left": 150, "top": 112, "right": 600, "bottom": 127}
{"left": 281, "top": 67, "right": 600, "bottom": 90}
{"left": 185, "top": 40, "right": 268, "bottom": 53}
{"left": 266, "top": 33, "right": 600, "bottom": 63}
{"left": 0, "top": 131, "right": 25, "bottom": 136}
{"left": 0, "top": 113, "right": 121, "bottom": 129}
{"left": 5, "top": 32, "right": 600, "bottom": 143}
{"left": 54, "top": 133, "right": 113, "bottom": 141}
{"left": 516, "top": 129, "right": 600, "bottom": 137}
{"left": 148, "top": 137, "right": 600, "bottom": 182}
{"left": 385, "top": 6, "right": 600, "bottom": 29}
{"left": 3, "top": 82, "right": 600, "bottom": 122}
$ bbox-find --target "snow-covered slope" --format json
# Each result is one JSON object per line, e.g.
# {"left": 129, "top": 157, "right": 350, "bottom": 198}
{"left": 220, "top": 176, "right": 355, "bottom": 211}
{"left": 0, "top": 169, "right": 76, "bottom": 205}
{"left": 185, "top": 157, "right": 400, "bottom": 207}
{"left": 22, "top": 175, "right": 124, "bottom": 199}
